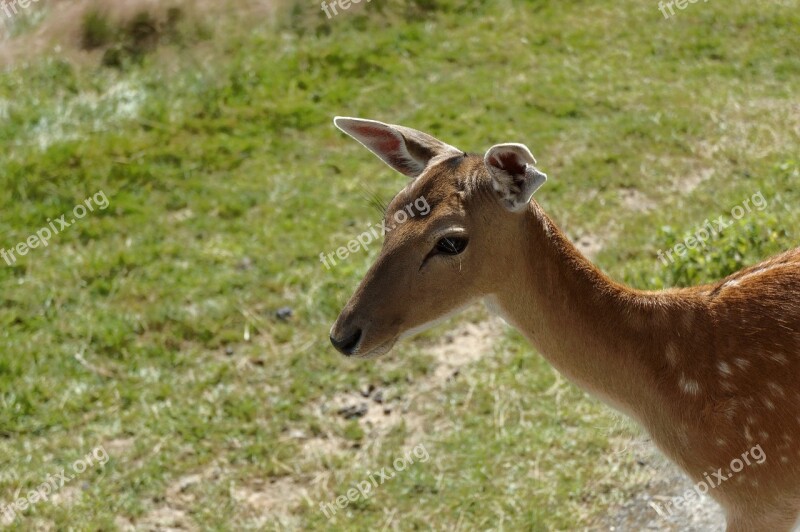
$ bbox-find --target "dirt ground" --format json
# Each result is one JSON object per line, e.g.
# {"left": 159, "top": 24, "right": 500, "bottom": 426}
{"left": 305, "top": 313, "right": 729, "bottom": 531}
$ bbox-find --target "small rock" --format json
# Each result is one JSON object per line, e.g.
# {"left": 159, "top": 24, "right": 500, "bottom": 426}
{"left": 372, "top": 390, "right": 384, "bottom": 404}
{"left": 338, "top": 403, "right": 368, "bottom": 420}
{"left": 360, "top": 384, "right": 375, "bottom": 398}
{"left": 275, "top": 307, "right": 293, "bottom": 321}
{"left": 224, "top": 347, "right": 234, "bottom": 356}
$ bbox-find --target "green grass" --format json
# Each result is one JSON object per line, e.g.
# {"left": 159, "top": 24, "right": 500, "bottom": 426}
{"left": 0, "top": 0, "right": 798, "bottom": 529}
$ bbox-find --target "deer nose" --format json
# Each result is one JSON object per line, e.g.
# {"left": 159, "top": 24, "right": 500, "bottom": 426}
{"left": 330, "top": 327, "right": 362, "bottom": 356}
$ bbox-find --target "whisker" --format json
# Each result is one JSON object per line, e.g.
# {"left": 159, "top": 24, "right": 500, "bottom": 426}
{"left": 358, "top": 185, "right": 388, "bottom": 217}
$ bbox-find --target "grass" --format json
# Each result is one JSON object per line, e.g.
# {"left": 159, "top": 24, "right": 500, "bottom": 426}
{"left": 0, "top": 0, "right": 798, "bottom": 529}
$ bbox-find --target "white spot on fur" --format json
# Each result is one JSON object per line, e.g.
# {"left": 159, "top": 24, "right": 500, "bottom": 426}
{"left": 679, "top": 375, "right": 700, "bottom": 395}
{"left": 770, "top": 352, "right": 789, "bottom": 365}
{"left": 718, "top": 361, "right": 732, "bottom": 376}
{"left": 768, "top": 382, "right": 785, "bottom": 397}
{"left": 665, "top": 343, "right": 679, "bottom": 367}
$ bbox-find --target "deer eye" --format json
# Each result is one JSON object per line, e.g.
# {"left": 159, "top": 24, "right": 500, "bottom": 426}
{"left": 434, "top": 236, "right": 468, "bottom": 256}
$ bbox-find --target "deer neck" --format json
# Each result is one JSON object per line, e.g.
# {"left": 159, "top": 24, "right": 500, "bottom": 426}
{"left": 487, "top": 203, "right": 677, "bottom": 424}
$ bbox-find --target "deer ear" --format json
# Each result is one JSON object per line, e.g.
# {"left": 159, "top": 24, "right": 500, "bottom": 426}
{"left": 484, "top": 143, "right": 547, "bottom": 212}
{"left": 334, "top": 116, "right": 461, "bottom": 178}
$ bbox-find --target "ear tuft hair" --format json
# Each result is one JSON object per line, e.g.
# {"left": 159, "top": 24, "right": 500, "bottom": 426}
{"left": 484, "top": 143, "right": 547, "bottom": 212}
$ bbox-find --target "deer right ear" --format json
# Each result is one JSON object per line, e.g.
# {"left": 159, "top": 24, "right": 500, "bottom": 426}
{"left": 484, "top": 143, "right": 547, "bottom": 212}
{"left": 334, "top": 117, "right": 462, "bottom": 178}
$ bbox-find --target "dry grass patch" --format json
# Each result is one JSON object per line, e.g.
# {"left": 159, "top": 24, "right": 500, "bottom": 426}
{"left": 0, "top": 0, "right": 281, "bottom": 67}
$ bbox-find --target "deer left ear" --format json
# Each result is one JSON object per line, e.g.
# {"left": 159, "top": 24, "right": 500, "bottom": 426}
{"left": 334, "top": 116, "right": 462, "bottom": 179}
{"left": 484, "top": 143, "right": 547, "bottom": 212}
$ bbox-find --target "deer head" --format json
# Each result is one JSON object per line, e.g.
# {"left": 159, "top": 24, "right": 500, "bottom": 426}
{"left": 329, "top": 117, "right": 546, "bottom": 358}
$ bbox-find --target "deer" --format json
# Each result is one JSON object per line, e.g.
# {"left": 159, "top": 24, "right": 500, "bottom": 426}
{"left": 327, "top": 116, "right": 800, "bottom": 531}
